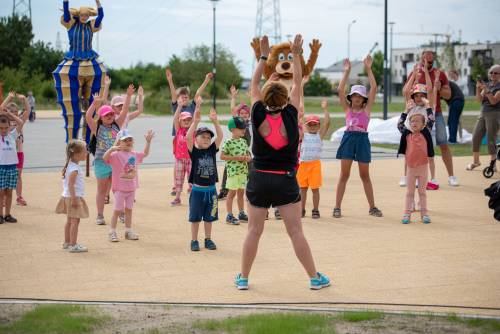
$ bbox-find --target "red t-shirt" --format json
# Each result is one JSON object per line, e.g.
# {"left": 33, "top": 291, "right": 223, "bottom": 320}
{"left": 416, "top": 67, "right": 449, "bottom": 114}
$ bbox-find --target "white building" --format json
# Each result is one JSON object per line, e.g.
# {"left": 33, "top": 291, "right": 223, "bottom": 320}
{"left": 391, "top": 42, "right": 500, "bottom": 96}
{"left": 316, "top": 60, "right": 369, "bottom": 89}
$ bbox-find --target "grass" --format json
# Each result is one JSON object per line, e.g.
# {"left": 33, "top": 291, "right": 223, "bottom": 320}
{"left": 338, "top": 311, "right": 383, "bottom": 322}
{"left": 446, "top": 313, "right": 500, "bottom": 333}
{"left": 194, "top": 313, "right": 335, "bottom": 334}
{"left": 0, "top": 304, "right": 110, "bottom": 334}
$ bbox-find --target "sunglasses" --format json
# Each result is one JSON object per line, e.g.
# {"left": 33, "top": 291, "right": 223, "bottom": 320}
{"left": 490, "top": 72, "right": 500, "bottom": 75}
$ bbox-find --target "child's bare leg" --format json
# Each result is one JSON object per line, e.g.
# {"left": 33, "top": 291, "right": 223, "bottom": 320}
{"left": 204, "top": 221, "right": 212, "bottom": 239}
{"left": 300, "top": 188, "right": 308, "bottom": 211}
{"left": 4, "top": 189, "right": 13, "bottom": 215}
{"left": 96, "top": 178, "right": 109, "bottom": 216}
{"left": 358, "top": 163, "right": 375, "bottom": 208}
{"left": 0, "top": 190, "right": 5, "bottom": 216}
{"left": 124, "top": 208, "right": 133, "bottom": 228}
{"left": 312, "top": 188, "right": 320, "bottom": 210}
{"left": 110, "top": 210, "right": 119, "bottom": 230}
{"left": 335, "top": 159, "right": 353, "bottom": 208}
{"left": 16, "top": 169, "right": 22, "bottom": 197}
{"left": 69, "top": 218, "right": 80, "bottom": 245}
{"left": 226, "top": 190, "right": 236, "bottom": 215}
{"left": 191, "top": 222, "right": 200, "bottom": 240}
{"left": 429, "top": 157, "right": 436, "bottom": 180}
{"left": 237, "top": 189, "right": 245, "bottom": 212}
{"left": 64, "top": 217, "right": 71, "bottom": 244}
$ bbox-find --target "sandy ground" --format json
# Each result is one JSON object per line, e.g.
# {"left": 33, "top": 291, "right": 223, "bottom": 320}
{"left": 0, "top": 157, "right": 499, "bottom": 318}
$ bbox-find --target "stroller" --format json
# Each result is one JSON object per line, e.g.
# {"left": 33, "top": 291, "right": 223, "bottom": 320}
{"left": 483, "top": 143, "right": 500, "bottom": 178}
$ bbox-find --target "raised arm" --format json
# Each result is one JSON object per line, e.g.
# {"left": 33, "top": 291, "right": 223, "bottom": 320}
{"left": 423, "top": 66, "right": 434, "bottom": 109}
{"left": 186, "top": 99, "right": 201, "bottom": 152}
{"left": 165, "top": 68, "right": 177, "bottom": 103}
{"left": 210, "top": 107, "right": 223, "bottom": 149}
{"left": 364, "top": 55, "right": 377, "bottom": 114}
{"left": 173, "top": 99, "right": 183, "bottom": 132}
{"left": 116, "top": 84, "right": 134, "bottom": 128}
{"left": 143, "top": 130, "right": 154, "bottom": 158}
{"left": 194, "top": 73, "right": 214, "bottom": 101}
{"left": 102, "top": 75, "right": 111, "bottom": 103}
{"left": 229, "top": 85, "right": 238, "bottom": 116}
{"left": 86, "top": 93, "right": 100, "bottom": 134}
{"left": 128, "top": 85, "right": 144, "bottom": 122}
{"left": 60, "top": 0, "right": 75, "bottom": 29}
{"left": 338, "top": 59, "right": 351, "bottom": 112}
{"left": 251, "top": 36, "right": 270, "bottom": 105}
{"left": 0, "top": 91, "right": 15, "bottom": 110}
{"left": 319, "top": 98, "right": 331, "bottom": 139}
{"left": 3, "top": 110, "right": 24, "bottom": 134}
{"left": 17, "top": 94, "right": 30, "bottom": 126}
{"left": 289, "top": 34, "right": 304, "bottom": 110}
{"left": 403, "top": 65, "right": 418, "bottom": 101}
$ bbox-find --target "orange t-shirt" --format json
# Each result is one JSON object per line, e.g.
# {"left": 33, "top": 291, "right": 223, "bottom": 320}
{"left": 406, "top": 132, "right": 428, "bottom": 167}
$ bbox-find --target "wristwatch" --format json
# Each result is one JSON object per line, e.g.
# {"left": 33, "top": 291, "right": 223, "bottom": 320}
{"left": 260, "top": 55, "right": 268, "bottom": 61}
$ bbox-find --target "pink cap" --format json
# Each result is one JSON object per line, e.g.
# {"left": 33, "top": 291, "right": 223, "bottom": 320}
{"left": 305, "top": 115, "right": 320, "bottom": 124}
{"left": 180, "top": 112, "right": 192, "bottom": 120}
{"left": 98, "top": 105, "right": 114, "bottom": 118}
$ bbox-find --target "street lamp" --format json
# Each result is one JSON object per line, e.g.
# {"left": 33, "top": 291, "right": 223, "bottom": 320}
{"left": 347, "top": 19, "right": 356, "bottom": 59}
{"left": 383, "top": 0, "right": 388, "bottom": 120}
{"left": 388, "top": 21, "right": 395, "bottom": 102}
{"left": 209, "top": 0, "right": 220, "bottom": 108}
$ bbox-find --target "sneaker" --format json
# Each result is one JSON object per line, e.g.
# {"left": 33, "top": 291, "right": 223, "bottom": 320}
{"left": 310, "top": 272, "right": 331, "bottom": 290}
{"left": 235, "top": 273, "right": 249, "bottom": 290}
{"left": 124, "top": 230, "right": 139, "bottom": 240}
{"left": 399, "top": 176, "right": 406, "bottom": 187}
{"left": 204, "top": 238, "right": 217, "bottom": 250}
{"left": 4, "top": 215, "right": 17, "bottom": 223}
{"left": 170, "top": 189, "right": 176, "bottom": 196}
{"left": 108, "top": 231, "right": 119, "bottom": 242}
{"left": 96, "top": 215, "right": 106, "bottom": 225}
{"left": 119, "top": 213, "right": 125, "bottom": 224}
{"left": 68, "top": 244, "right": 88, "bottom": 253}
{"left": 0, "top": 216, "right": 3, "bottom": 224}
{"left": 238, "top": 211, "right": 248, "bottom": 223}
{"left": 312, "top": 209, "right": 320, "bottom": 219}
{"left": 62, "top": 242, "right": 70, "bottom": 249}
{"left": 170, "top": 198, "right": 181, "bottom": 206}
{"left": 401, "top": 214, "right": 411, "bottom": 224}
{"left": 422, "top": 215, "right": 432, "bottom": 224}
{"left": 332, "top": 208, "right": 341, "bottom": 218}
{"left": 448, "top": 176, "right": 459, "bottom": 187}
{"left": 426, "top": 179, "right": 439, "bottom": 190}
{"left": 274, "top": 208, "right": 282, "bottom": 220}
{"left": 369, "top": 207, "right": 383, "bottom": 217}
{"left": 191, "top": 240, "right": 200, "bottom": 251}
{"left": 16, "top": 196, "right": 27, "bottom": 206}
{"left": 226, "top": 214, "right": 240, "bottom": 225}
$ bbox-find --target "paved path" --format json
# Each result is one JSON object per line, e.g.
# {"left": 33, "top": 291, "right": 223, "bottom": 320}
{"left": 1, "top": 157, "right": 499, "bottom": 316}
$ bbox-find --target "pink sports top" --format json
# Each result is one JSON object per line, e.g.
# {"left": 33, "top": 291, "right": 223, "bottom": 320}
{"left": 263, "top": 114, "right": 289, "bottom": 150}
{"left": 346, "top": 109, "right": 369, "bottom": 132}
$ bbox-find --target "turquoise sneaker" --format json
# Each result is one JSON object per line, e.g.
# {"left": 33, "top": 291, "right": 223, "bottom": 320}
{"left": 401, "top": 214, "right": 410, "bottom": 224}
{"left": 310, "top": 272, "right": 331, "bottom": 290}
{"left": 235, "top": 273, "right": 248, "bottom": 290}
{"left": 422, "top": 215, "right": 431, "bottom": 224}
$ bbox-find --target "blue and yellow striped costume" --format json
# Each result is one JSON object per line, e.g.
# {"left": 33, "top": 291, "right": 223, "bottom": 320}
{"left": 52, "top": 1, "right": 106, "bottom": 143}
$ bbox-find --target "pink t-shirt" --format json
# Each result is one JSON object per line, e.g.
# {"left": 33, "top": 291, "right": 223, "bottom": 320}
{"left": 106, "top": 151, "right": 145, "bottom": 192}
{"left": 406, "top": 132, "right": 428, "bottom": 167}
{"left": 346, "top": 109, "right": 369, "bottom": 132}
{"left": 174, "top": 127, "right": 190, "bottom": 159}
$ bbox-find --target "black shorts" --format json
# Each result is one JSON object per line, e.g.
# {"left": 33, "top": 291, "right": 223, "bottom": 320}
{"left": 246, "top": 170, "right": 300, "bottom": 208}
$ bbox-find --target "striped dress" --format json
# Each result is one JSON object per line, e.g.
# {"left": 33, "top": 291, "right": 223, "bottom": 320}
{"left": 52, "top": 1, "right": 106, "bottom": 143}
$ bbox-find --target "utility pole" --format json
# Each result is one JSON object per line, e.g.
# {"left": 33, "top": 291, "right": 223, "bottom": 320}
{"left": 383, "top": 0, "right": 388, "bottom": 120}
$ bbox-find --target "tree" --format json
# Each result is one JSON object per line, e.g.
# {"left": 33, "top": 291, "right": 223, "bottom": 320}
{"left": 20, "top": 41, "right": 64, "bottom": 80}
{"left": 303, "top": 72, "right": 332, "bottom": 96}
{"left": 0, "top": 14, "right": 33, "bottom": 69}
{"left": 167, "top": 44, "right": 243, "bottom": 98}
{"left": 471, "top": 56, "right": 488, "bottom": 82}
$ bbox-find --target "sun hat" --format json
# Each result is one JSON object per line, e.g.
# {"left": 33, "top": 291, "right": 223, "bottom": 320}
{"left": 117, "top": 129, "right": 133, "bottom": 141}
{"left": 347, "top": 85, "right": 368, "bottom": 102}
{"left": 196, "top": 127, "right": 214, "bottom": 138}
{"left": 235, "top": 103, "right": 250, "bottom": 115}
{"left": 411, "top": 84, "right": 428, "bottom": 98}
{"left": 305, "top": 115, "right": 320, "bottom": 125}
{"left": 98, "top": 105, "right": 114, "bottom": 118}
{"left": 180, "top": 112, "right": 193, "bottom": 120}
{"left": 111, "top": 95, "right": 125, "bottom": 106}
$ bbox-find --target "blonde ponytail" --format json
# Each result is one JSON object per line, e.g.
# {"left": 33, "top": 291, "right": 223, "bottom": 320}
{"left": 62, "top": 140, "right": 87, "bottom": 178}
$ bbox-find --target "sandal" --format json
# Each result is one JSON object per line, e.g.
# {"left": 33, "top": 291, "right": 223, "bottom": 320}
{"left": 104, "top": 195, "right": 110, "bottom": 204}
{"left": 16, "top": 196, "right": 27, "bottom": 206}
{"left": 466, "top": 163, "right": 481, "bottom": 171}
{"left": 312, "top": 209, "right": 320, "bottom": 219}
{"left": 332, "top": 208, "right": 341, "bottom": 218}
{"left": 369, "top": 207, "right": 383, "bottom": 217}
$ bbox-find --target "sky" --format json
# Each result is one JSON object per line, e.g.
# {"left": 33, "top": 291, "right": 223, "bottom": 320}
{"left": 1, "top": 0, "right": 499, "bottom": 77}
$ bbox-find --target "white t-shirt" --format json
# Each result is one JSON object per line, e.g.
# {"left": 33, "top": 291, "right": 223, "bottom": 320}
{"left": 0, "top": 129, "right": 19, "bottom": 166}
{"left": 62, "top": 161, "right": 85, "bottom": 197}
{"left": 300, "top": 132, "right": 323, "bottom": 162}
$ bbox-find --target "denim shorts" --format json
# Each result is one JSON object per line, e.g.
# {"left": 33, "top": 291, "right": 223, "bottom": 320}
{"left": 94, "top": 159, "right": 112, "bottom": 179}
{"left": 433, "top": 113, "right": 448, "bottom": 146}
{"left": 189, "top": 185, "right": 218, "bottom": 223}
{"left": 336, "top": 131, "right": 371, "bottom": 163}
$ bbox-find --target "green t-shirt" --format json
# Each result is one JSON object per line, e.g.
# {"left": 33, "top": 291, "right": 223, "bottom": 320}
{"left": 222, "top": 138, "right": 250, "bottom": 177}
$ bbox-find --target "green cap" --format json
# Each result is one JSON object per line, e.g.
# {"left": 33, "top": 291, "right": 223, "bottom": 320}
{"left": 228, "top": 116, "right": 246, "bottom": 131}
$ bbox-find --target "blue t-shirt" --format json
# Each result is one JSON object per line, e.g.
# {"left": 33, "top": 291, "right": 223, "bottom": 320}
{"left": 171, "top": 100, "right": 196, "bottom": 136}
